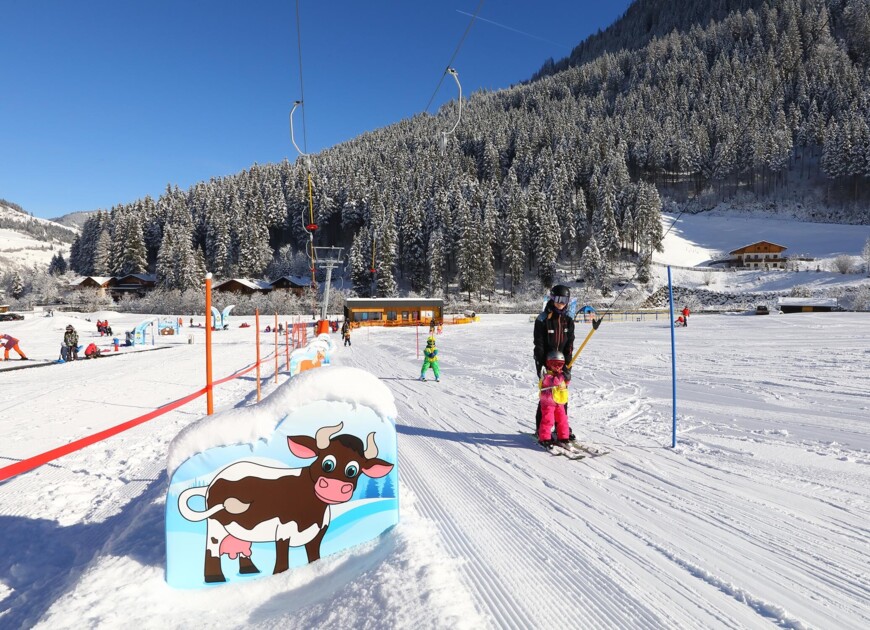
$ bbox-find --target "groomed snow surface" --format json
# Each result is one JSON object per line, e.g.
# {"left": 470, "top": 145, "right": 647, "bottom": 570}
{"left": 1, "top": 309, "right": 868, "bottom": 629}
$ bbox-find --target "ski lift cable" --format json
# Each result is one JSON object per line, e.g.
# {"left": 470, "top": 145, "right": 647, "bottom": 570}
{"left": 422, "top": 0, "right": 484, "bottom": 115}
{"left": 603, "top": 10, "right": 833, "bottom": 313}
{"left": 291, "top": 0, "right": 317, "bottom": 293}
{"left": 294, "top": 0, "right": 309, "bottom": 154}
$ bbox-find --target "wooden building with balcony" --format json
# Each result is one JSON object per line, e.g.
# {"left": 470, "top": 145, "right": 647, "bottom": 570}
{"left": 728, "top": 241, "right": 788, "bottom": 269}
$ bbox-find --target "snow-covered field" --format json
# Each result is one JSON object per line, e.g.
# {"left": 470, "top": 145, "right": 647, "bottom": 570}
{"left": 656, "top": 212, "right": 870, "bottom": 268}
{"left": 1, "top": 307, "right": 868, "bottom": 628}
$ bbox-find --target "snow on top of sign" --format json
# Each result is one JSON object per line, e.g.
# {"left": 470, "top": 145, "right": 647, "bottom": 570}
{"left": 166, "top": 366, "right": 397, "bottom": 474}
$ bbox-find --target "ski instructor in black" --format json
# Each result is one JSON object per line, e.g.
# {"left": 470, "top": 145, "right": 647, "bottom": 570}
{"left": 534, "top": 284, "right": 575, "bottom": 438}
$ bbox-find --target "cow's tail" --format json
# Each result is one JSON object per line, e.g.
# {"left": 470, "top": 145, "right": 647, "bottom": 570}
{"left": 178, "top": 486, "right": 228, "bottom": 522}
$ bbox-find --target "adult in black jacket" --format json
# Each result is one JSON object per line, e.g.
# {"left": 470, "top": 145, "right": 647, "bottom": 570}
{"left": 533, "top": 285, "right": 575, "bottom": 436}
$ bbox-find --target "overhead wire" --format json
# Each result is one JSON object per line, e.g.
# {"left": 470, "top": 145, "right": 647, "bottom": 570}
{"left": 292, "top": 0, "right": 318, "bottom": 310}
{"left": 422, "top": 0, "right": 484, "bottom": 114}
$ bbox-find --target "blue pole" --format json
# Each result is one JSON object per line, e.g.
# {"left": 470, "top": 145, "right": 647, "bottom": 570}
{"left": 668, "top": 266, "right": 676, "bottom": 448}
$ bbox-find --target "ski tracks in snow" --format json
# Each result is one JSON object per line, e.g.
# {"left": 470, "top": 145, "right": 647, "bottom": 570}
{"left": 340, "top": 320, "right": 870, "bottom": 629}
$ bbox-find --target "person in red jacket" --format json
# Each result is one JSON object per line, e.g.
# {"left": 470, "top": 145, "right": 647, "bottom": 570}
{"left": 681, "top": 306, "right": 690, "bottom": 326}
{"left": 0, "top": 333, "right": 28, "bottom": 360}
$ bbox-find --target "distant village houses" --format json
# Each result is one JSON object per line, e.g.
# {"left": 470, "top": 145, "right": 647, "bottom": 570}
{"left": 70, "top": 274, "right": 314, "bottom": 301}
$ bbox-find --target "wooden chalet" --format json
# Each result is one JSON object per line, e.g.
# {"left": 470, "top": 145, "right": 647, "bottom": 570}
{"left": 728, "top": 241, "right": 788, "bottom": 269}
{"left": 269, "top": 275, "right": 313, "bottom": 296}
{"left": 344, "top": 298, "right": 444, "bottom": 327}
{"left": 213, "top": 278, "right": 272, "bottom": 296}
{"left": 70, "top": 276, "right": 113, "bottom": 295}
{"left": 109, "top": 273, "right": 156, "bottom": 299}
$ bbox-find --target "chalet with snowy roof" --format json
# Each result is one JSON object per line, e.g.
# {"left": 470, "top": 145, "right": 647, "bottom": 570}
{"left": 213, "top": 278, "right": 272, "bottom": 295}
{"left": 70, "top": 276, "right": 113, "bottom": 295}
{"left": 269, "top": 275, "right": 313, "bottom": 296}
{"left": 728, "top": 241, "right": 788, "bottom": 269}
{"left": 344, "top": 298, "right": 443, "bottom": 327}
{"left": 777, "top": 297, "right": 838, "bottom": 313}
{"left": 108, "top": 273, "right": 157, "bottom": 299}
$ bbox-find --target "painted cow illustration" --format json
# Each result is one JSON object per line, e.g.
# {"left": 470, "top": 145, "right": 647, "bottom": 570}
{"left": 178, "top": 422, "right": 394, "bottom": 583}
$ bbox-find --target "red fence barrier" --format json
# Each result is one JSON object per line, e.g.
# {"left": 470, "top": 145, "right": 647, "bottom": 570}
{"left": 0, "top": 351, "right": 277, "bottom": 483}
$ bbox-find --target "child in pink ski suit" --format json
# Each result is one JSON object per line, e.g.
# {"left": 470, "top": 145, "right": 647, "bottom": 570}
{"left": 538, "top": 351, "right": 569, "bottom": 445}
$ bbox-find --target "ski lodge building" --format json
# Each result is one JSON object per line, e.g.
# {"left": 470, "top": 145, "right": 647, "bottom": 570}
{"left": 727, "top": 241, "right": 788, "bottom": 269}
{"left": 777, "top": 297, "right": 838, "bottom": 313}
{"left": 344, "top": 298, "right": 444, "bottom": 327}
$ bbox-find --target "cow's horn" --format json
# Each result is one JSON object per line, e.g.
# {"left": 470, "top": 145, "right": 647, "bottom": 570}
{"left": 316, "top": 422, "right": 343, "bottom": 449}
{"left": 364, "top": 432, "right": 379, "bottom": 459}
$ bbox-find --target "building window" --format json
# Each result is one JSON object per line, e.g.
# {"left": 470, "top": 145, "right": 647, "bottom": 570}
{"left": 387, "top": 310, "right": 397, "bottom": 321}
{"left": 402, "top": 311, "right": 409, "bottom": 320}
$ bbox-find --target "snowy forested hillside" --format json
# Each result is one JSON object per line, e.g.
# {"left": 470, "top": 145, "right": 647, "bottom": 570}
{"left": 65, "top": 0, "right": 869, "bottom": 298}
{"left": 0, "top": 202, "right": 76, "bottom": 271}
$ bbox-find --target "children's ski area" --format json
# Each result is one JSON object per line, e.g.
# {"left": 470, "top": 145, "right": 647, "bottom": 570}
{"left": 1, "top": 312, "right": 868, "bottom": 628}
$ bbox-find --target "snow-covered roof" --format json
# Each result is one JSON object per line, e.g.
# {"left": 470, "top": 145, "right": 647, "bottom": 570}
{"left": 777, "top": 297, "right": 838, "bottom": 307}
{"left": 70, "top": 276, "right": 112, "bottom": 287}
{"left": 728, "top": 240, "right": 788, "bottom": 255}
{"left": 115, "top": 273, "right": 156, "bottom": 282}
{"left": 214, "top": 278, "right": 272, "bottom": 291}
{"left": 166, "top": 366, "right": 397, "bottom": 475}
{"left": 269, "top": 275, "right": 312, "bottom": 287}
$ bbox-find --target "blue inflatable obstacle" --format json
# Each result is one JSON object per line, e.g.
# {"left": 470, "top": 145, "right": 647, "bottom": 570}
{"left": 131, "top": 319, "right": 156, "bottom": 346}
{"left": 164, "top": 366, "right": 399, "bottom": 588}
{"left": 210, "top": 305, "right": 235, "bottom": 330}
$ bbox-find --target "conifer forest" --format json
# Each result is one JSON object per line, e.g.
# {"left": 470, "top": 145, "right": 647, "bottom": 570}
{"left": 68, "top": 0, "right": 869, "bottom": 300}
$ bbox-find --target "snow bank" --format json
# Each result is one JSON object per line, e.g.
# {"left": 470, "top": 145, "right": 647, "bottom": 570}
{"left": 166, "top": 366, "right": 397, "bottom": 475}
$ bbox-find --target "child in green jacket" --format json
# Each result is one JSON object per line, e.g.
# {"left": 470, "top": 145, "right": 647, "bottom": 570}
{"left": 420, "top": 336, "right": 440, "bottom": 382}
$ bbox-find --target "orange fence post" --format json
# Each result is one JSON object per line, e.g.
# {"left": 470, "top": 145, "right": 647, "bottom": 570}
{"left": 204, "top": 273, "right": 214, "bottom": 415}
{"left": 285, "top": 322, "right": 290, "bottom": 370}
{"left": 274, "top": 312, "right": 279, "bottom": 384}
{"left": 255, "top": 309, "right": 261, "bottom": 402}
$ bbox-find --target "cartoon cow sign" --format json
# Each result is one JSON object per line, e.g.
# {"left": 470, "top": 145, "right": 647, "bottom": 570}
{"left": 177, "top": 422, "right": 394, "bottom": 583}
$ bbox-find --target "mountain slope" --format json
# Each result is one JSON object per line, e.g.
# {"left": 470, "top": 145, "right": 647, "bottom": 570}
{"left": 0, "top": 202, "right": 77, "bottom": 270}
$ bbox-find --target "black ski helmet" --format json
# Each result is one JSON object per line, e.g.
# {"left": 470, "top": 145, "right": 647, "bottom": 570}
{"left": 550, "top": 284, "right": 570, "bottom": 298}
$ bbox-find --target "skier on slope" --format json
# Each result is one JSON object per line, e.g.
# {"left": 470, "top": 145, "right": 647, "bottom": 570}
{"left": 533, "top": 284, "right": 575, "bottom": 440}
{"left": 420, "top": 336, "right": 440, "bottom": 382}
{"left": 538, "top": 351, "right": 570, "bottom": 449}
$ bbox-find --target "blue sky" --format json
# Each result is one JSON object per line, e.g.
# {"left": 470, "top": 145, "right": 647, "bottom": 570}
{"left": 1, "top": 1, "right": 633, "bottom": 219}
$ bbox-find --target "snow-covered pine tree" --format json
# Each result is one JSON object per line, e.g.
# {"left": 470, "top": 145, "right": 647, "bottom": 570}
{"left": 374, "top": 205, "right": 398, "bottom": 297}
{"left": 427, "top": 228, "right": 445, "bottom": 298}
{"left": 580, "top": 235, "right": 604, "bottom": 288}
{"left": 349, "top": 228, "right": 372, "bottom": 296}
{"left": 48, "top": 252, "right": 68, "bottom": 276}
{"left": 92, "top": 229, "right": 112, "bottom": 276}
{"left": 11, "top": 271, "right": 25, "bottom": 298}
{"left": 118, "top": 213, "right": 148, "bottom": 276}
{"left": 400, "top": 200, "right": 427, "bottom": 293}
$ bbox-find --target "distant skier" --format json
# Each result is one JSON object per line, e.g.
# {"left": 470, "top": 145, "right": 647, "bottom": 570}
{"left": 341, "top": 321, "right": 351, "bottom": 347}
{"left": 538, "top": 351, "right": 570, "bottom": 449}
{"left": 420, "top": 336, "right": 440, "bottom": 382}
{"left": 0, "top": 333, "right": 28, "bottom": 361}
{"left": 533, "top": 284, "right": 575, "bottom": 439}
{"left": 676, "top": 315, "right": 686, "bottom": 327}
{"left": 681, "top": 306, "right": 690, "bottom": 326}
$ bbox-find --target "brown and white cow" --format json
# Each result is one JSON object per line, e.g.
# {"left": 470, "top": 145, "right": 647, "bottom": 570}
{"left": 178, "top": 422, "right": 394, "bottom": 583}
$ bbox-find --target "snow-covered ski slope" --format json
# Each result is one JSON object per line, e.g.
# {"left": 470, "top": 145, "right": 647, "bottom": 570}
{"left": 1, "top": 311, "right": 868, "bottom": 628}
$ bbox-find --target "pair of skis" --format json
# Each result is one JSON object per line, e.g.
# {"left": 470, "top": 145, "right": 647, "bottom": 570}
{"left": 530, "top": 434, "right": 610, "bottom": 460}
